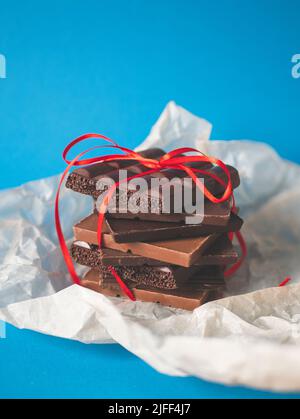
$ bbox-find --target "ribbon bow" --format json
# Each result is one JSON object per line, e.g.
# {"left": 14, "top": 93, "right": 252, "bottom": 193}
{"left": 55, "top": 133, "right": 247, "bottom": 301}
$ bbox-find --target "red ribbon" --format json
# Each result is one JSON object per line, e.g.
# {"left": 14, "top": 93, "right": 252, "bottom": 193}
{"left": 55, "top": 133, "right": 247, "bottom": 300}
{"left": 278, "top": 277, "right": 291, "bottom": 287}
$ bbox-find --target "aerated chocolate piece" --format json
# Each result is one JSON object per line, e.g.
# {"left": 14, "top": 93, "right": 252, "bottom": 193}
{"left": 71, "top": 235, "right": 237, "bottom": 268}
{"left": 71, "top": 243, "right": 166, "bottom": 266}
{"left": 66, "top": 148, "right": 165, "bottom": 196}
{"left": 82, "top": 269, "right": 220, "bottom": 310}
{"left": 71, "top": 242, "right": 224, "bottom": 289}
{"left": 93, "top": 163, "right": 240, "bottom": 199}
{"left": 94, "top": 164, "right": 240, "bottom": 222}
{"left": 66, "top": 146, "right": 239, "bottom": 219}
{"left": 73, "top": 216, "right": 218, "bottom": 267}
{"left": 98, "top": 265, "right": 214, "bottom": 290}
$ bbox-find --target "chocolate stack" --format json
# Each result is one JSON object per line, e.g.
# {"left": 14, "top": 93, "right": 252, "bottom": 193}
{"left": 66, "top": 148, "right": 243, "bottom": 310}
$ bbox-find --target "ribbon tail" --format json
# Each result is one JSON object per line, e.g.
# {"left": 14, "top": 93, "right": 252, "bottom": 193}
{"left": 108, "top": 266, "right": 136, "bottom": 301}
{"left": 224, "top": 231, "right": 247, "bottom": 278}
{"left": 55, "top": 168, "right": 81, "bottom": 285}
{"left": 279, "top": 277, "right": 291, "bottom": 287}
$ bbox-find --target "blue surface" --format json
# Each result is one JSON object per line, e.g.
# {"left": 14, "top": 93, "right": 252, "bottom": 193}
{"left": 0, "top": 0, "right": 300, "bottom": 398}
{"left": 1, "top": 323, "right": 300, "bottom": 399}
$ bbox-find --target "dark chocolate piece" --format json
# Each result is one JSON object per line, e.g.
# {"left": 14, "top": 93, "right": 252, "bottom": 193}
{"left": 66, "top": 147, "right": 240, "bottom": 222}
{"left": 100, "top": 265, "right": 224, "bottom": 290}
{"left": 195, "top": 235, "right": 238, "bottom": 266}
{"left": 107, "top": 199, "right": 231, "bottom": 226}
{"left": 66, "top": 148, "right": 165, "bottom": 196}
{"left": 93, "top": 164, "right": 240, "bottom": 222}
{"left": 82, "top": 269, "right": 220, "bottom": 310}
{"left": 93, "top": 164, "right": 239, "bottom": 199}
{"left": 99, "top": 265, "right": 205, "bottom": 290}
{"left": 71, "top": 235, "right": 237, "bottom": 268}
{"left": 73, "top": 215, "right": 218, "bottom": 267}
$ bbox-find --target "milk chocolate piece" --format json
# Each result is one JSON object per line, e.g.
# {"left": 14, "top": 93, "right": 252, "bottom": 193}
{"left": 71, "top": 235, "right": 237, "bottom": 268}
{"left": 78, "top": 211, "right": 242, "bottom": 244}
{"left": 82, "top": 269, "right": 218, "bottom": 310}
{"left": 74, "top": 216, "right": 218, "bottom": 267}
{"left": 66, "top": 148, "right": 165, "bottom": 196}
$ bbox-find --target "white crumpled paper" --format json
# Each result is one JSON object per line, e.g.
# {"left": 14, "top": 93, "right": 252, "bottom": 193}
{"left": 1, "top": 101, "right": 300, "bottom": 392}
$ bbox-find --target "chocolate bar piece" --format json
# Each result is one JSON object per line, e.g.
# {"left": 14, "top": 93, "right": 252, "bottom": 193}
{"left": 66, "top": 147, "right": 239, "bottom": 220}
{"left": 74, "top": 216, "right": 218, "bottom": 267}
{"left": 71, "top": 235, "right": 237, "bottom": 268}
{"left": 71, "top": 243, "right": 166, "bottom": 266}
{"left": 101, "top": 265, "right": 224, "bottom": 290}
{"left": 82, "top": 269, "right": 219, "bottom": 310}
{"left": 71, "top": 241, "right": 225, "bottom": 289}
{"left": 107, "top": 199, "right": 231, "bottom": 226}
{"left": 66, "top": 148, "right": 165, "bottom": 196}
{"left": 83, "top": 268, "right": 225, "bottom": 293}
{"left": 101, "top": 264, "right": 222, "bottom": 290}
{"left": 93, "top": 164, "right": 240, "bottom": 199}
{"left": 78, "top": 211, "right": 242, "bottom": 244}
{"left": 195, "top": 235, "right": 238, "bottom": 265}
{"left": 94, "top": 164, "right": 240, "bottom": 222}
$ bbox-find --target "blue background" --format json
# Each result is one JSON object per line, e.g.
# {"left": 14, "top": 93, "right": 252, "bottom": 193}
{"left": 0, "top": 0, "right": 300, "bottom": 398}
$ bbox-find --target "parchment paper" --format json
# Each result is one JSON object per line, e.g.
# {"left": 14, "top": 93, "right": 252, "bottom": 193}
{"left": 1, "top": 101, "right": 300, "bottom": 391}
